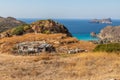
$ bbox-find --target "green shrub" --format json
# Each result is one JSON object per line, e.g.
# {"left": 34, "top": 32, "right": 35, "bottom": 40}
{"left": 43, "top": 30, "right": 50, "bottom": 34}
{"left": 10, "top": 24, "right": 32, "bottom": 35}
{"left": 23, "top": 25, "right": 31, "bottom": 31}
{"left": 11, "top": 26, "right": 24, "bottom": 35}
{"left": 93, "top": 43, "right": 120, "bottom": 53}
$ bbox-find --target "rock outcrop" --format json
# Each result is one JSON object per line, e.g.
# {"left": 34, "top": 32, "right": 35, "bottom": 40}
{"left": 90, "top": 32, "right": 97, "bottom": 37}
{"left": 31, "top": 19, "right": 72, "bottom": 37}
{"left": 0, "top": 19, "right": 72, "bottom": 38}
{"left": 0, "top": 16, "right": 26, "bottom": 32}
{"left": 98, "top": 26, "right": 120, "bottom": 43}
{"left": 90, "top": 18, "right": 112, "bottom": 24}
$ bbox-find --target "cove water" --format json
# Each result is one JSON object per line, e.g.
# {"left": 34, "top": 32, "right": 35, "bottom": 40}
{"left": 18, "top": 18, "right": 120, "bottom": 41}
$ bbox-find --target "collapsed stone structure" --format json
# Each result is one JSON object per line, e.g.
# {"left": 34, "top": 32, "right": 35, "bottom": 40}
{"left": 13, "top": 40, "right": 87, "bottom": 55}
{"left": 14, "top": 41, "right": 56, "bottom": 54}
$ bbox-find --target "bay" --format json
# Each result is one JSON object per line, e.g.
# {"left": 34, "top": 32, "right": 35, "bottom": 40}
{"left": 18, "top": 18, "right": 120, "bottom": 41}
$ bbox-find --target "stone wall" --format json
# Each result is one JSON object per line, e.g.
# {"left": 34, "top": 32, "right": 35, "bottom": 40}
{"left": 13, "top": 41, "right": 56, "bottom": 55}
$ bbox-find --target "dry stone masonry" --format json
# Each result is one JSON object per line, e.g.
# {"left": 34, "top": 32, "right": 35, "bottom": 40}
{"left": 14, "top": 41, "right": 56, "bottom": 55}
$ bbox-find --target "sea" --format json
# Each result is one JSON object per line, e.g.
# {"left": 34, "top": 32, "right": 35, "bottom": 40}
{"left": 18, "top": 18, "right": 120, "bottom": 41}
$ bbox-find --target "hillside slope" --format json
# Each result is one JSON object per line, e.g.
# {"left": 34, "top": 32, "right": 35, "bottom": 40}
{"left": 0, "top": 52, "right": 120, "bottom": 80}
{"left": 0, "top": 33, "right": 95, "bottom": 54}
{"left": 0, "top": 19, "right": 72, "bottom": 38}
{"left": 0, "top": 17, "right": 25, "bottom": 32}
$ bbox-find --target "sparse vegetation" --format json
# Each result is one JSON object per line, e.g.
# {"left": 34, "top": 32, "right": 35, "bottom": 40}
{"left": 10, "top": 25, "right": 32, "bottom": 35}
{"left": 0, "top": 33, "right": 95, "bottom": 53}
{"left": 23, "top": 25, "right": 31, "bottom": 31}
{"left": 43, "top": 30, "right": 50, "bottom": 34}
{"left": 0, "top": 52, "right": 120, "bottom": 80}
{"left": 11, "top": 25, "right": 24, "bottom": 35}
{"left": 0, "top": 19, "right": 72, "bottom": 37}
{"left": 0, "top": 17, "right": 119, "bottom": 80}
{"left": 93, "top": 43, "right": 120, "bottom": 53}
{"left": 0, "top": 17, "right": 25, "bottom": 32}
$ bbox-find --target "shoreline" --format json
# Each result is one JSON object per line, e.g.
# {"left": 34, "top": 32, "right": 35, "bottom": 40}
{"left": 72, "top": 33, "right": 98, "bottom": 41}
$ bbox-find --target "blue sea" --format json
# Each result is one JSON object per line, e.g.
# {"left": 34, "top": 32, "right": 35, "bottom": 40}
{"left": 18, "top": 18, "right": 120, "bottom": 41}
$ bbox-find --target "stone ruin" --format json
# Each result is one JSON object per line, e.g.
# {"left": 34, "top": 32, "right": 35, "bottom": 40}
{"left": 14, "top": 41, "right": 56, "bottom": 55}
{"left": 67, "top": 48, "right": 87, "bottom": 54}
{"left": 12, "top": 40, "right": 87, "bottom": 55}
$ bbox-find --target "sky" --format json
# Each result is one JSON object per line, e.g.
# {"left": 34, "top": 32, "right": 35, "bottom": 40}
{"left": 0, "top": 0, "right": 120, "bottom": 19}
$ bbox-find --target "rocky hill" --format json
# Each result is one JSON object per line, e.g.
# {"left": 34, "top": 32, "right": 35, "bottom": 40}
{"left": 0, "top": 19, "right": 94, "bottom": 54}
{"left": 0, "top": 19, "right": 72, "bottom": 38}
{"left": 0, "top": 16, "right": 25, "bottom": 32}
{"left": 31, "top": 19, "right": 72, "bottom": 37}
{"left": 98, "top": 26, "right": 120, "bottom": 43}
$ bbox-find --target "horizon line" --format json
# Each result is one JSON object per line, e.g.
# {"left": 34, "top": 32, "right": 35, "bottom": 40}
{"left": 16, "top": 17, "right": 120, "bottom": 20}
{"left": 1, "top": 16, "right": 119, "bottom": 20}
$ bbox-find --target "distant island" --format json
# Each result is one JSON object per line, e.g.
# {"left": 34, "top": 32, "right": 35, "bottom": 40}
{"left": 90, "top": 18, "right": 112, "bottom": 24}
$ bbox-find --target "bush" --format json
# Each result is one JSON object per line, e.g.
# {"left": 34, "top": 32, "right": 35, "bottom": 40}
{"left": 11, "top": 26, "right": 24, "bottom": 35}
{"left": 43, "top": 30, "right": 50, "bottom": 34}
{"left": 10, "top": 24, "right": 32, "bottom": 35}
{"left": 23, "top": 25, "right": 31, "bottom": 31}
{"left": 93, "top": 43, "right": 120, "bottom": 53}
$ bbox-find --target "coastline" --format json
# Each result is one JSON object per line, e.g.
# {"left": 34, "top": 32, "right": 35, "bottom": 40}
{"left": 72, "top": 33, "right": 98, "bottom": 41}
{"left": 17, "top": 18, "right": 120, "bottom": 41}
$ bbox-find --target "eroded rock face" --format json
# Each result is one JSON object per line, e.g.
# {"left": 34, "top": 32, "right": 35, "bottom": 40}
{"left": 98, "top": 26, "right": 120, "bottom": 43}
{"left": 0, "top": 16, "right": 26, "bottom": 32}
{"left": 31, "top": 19, "right": 72, "bottom": 37}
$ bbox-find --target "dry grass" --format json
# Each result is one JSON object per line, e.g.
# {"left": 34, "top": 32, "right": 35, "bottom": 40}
{"left": 0, "top": 33, "right": 118, "bottom": 80}
{"left": 0, "top": 52, "right": 120, "bottom": 80}
{"left": 0, "top": 33, "right": 96, "bottom": 53}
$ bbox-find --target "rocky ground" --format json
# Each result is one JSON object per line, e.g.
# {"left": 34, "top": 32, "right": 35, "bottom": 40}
{"left": 0, "top": 52, "right": 120, "bottom": 80}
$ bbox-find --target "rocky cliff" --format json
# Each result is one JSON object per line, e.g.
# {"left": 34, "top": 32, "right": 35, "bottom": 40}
{"left": 31, "top": 19, "right": 72, "bottom": 37}
{"left": 0, "top": 16, "right": 25, "bottom": 32}
{"left": 98, "top": 26, "right": 120, "bottom": 43}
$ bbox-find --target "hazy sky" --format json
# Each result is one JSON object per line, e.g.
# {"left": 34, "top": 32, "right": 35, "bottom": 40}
{"left": 0, "top": 0, "right": 120, "bottom": 19}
